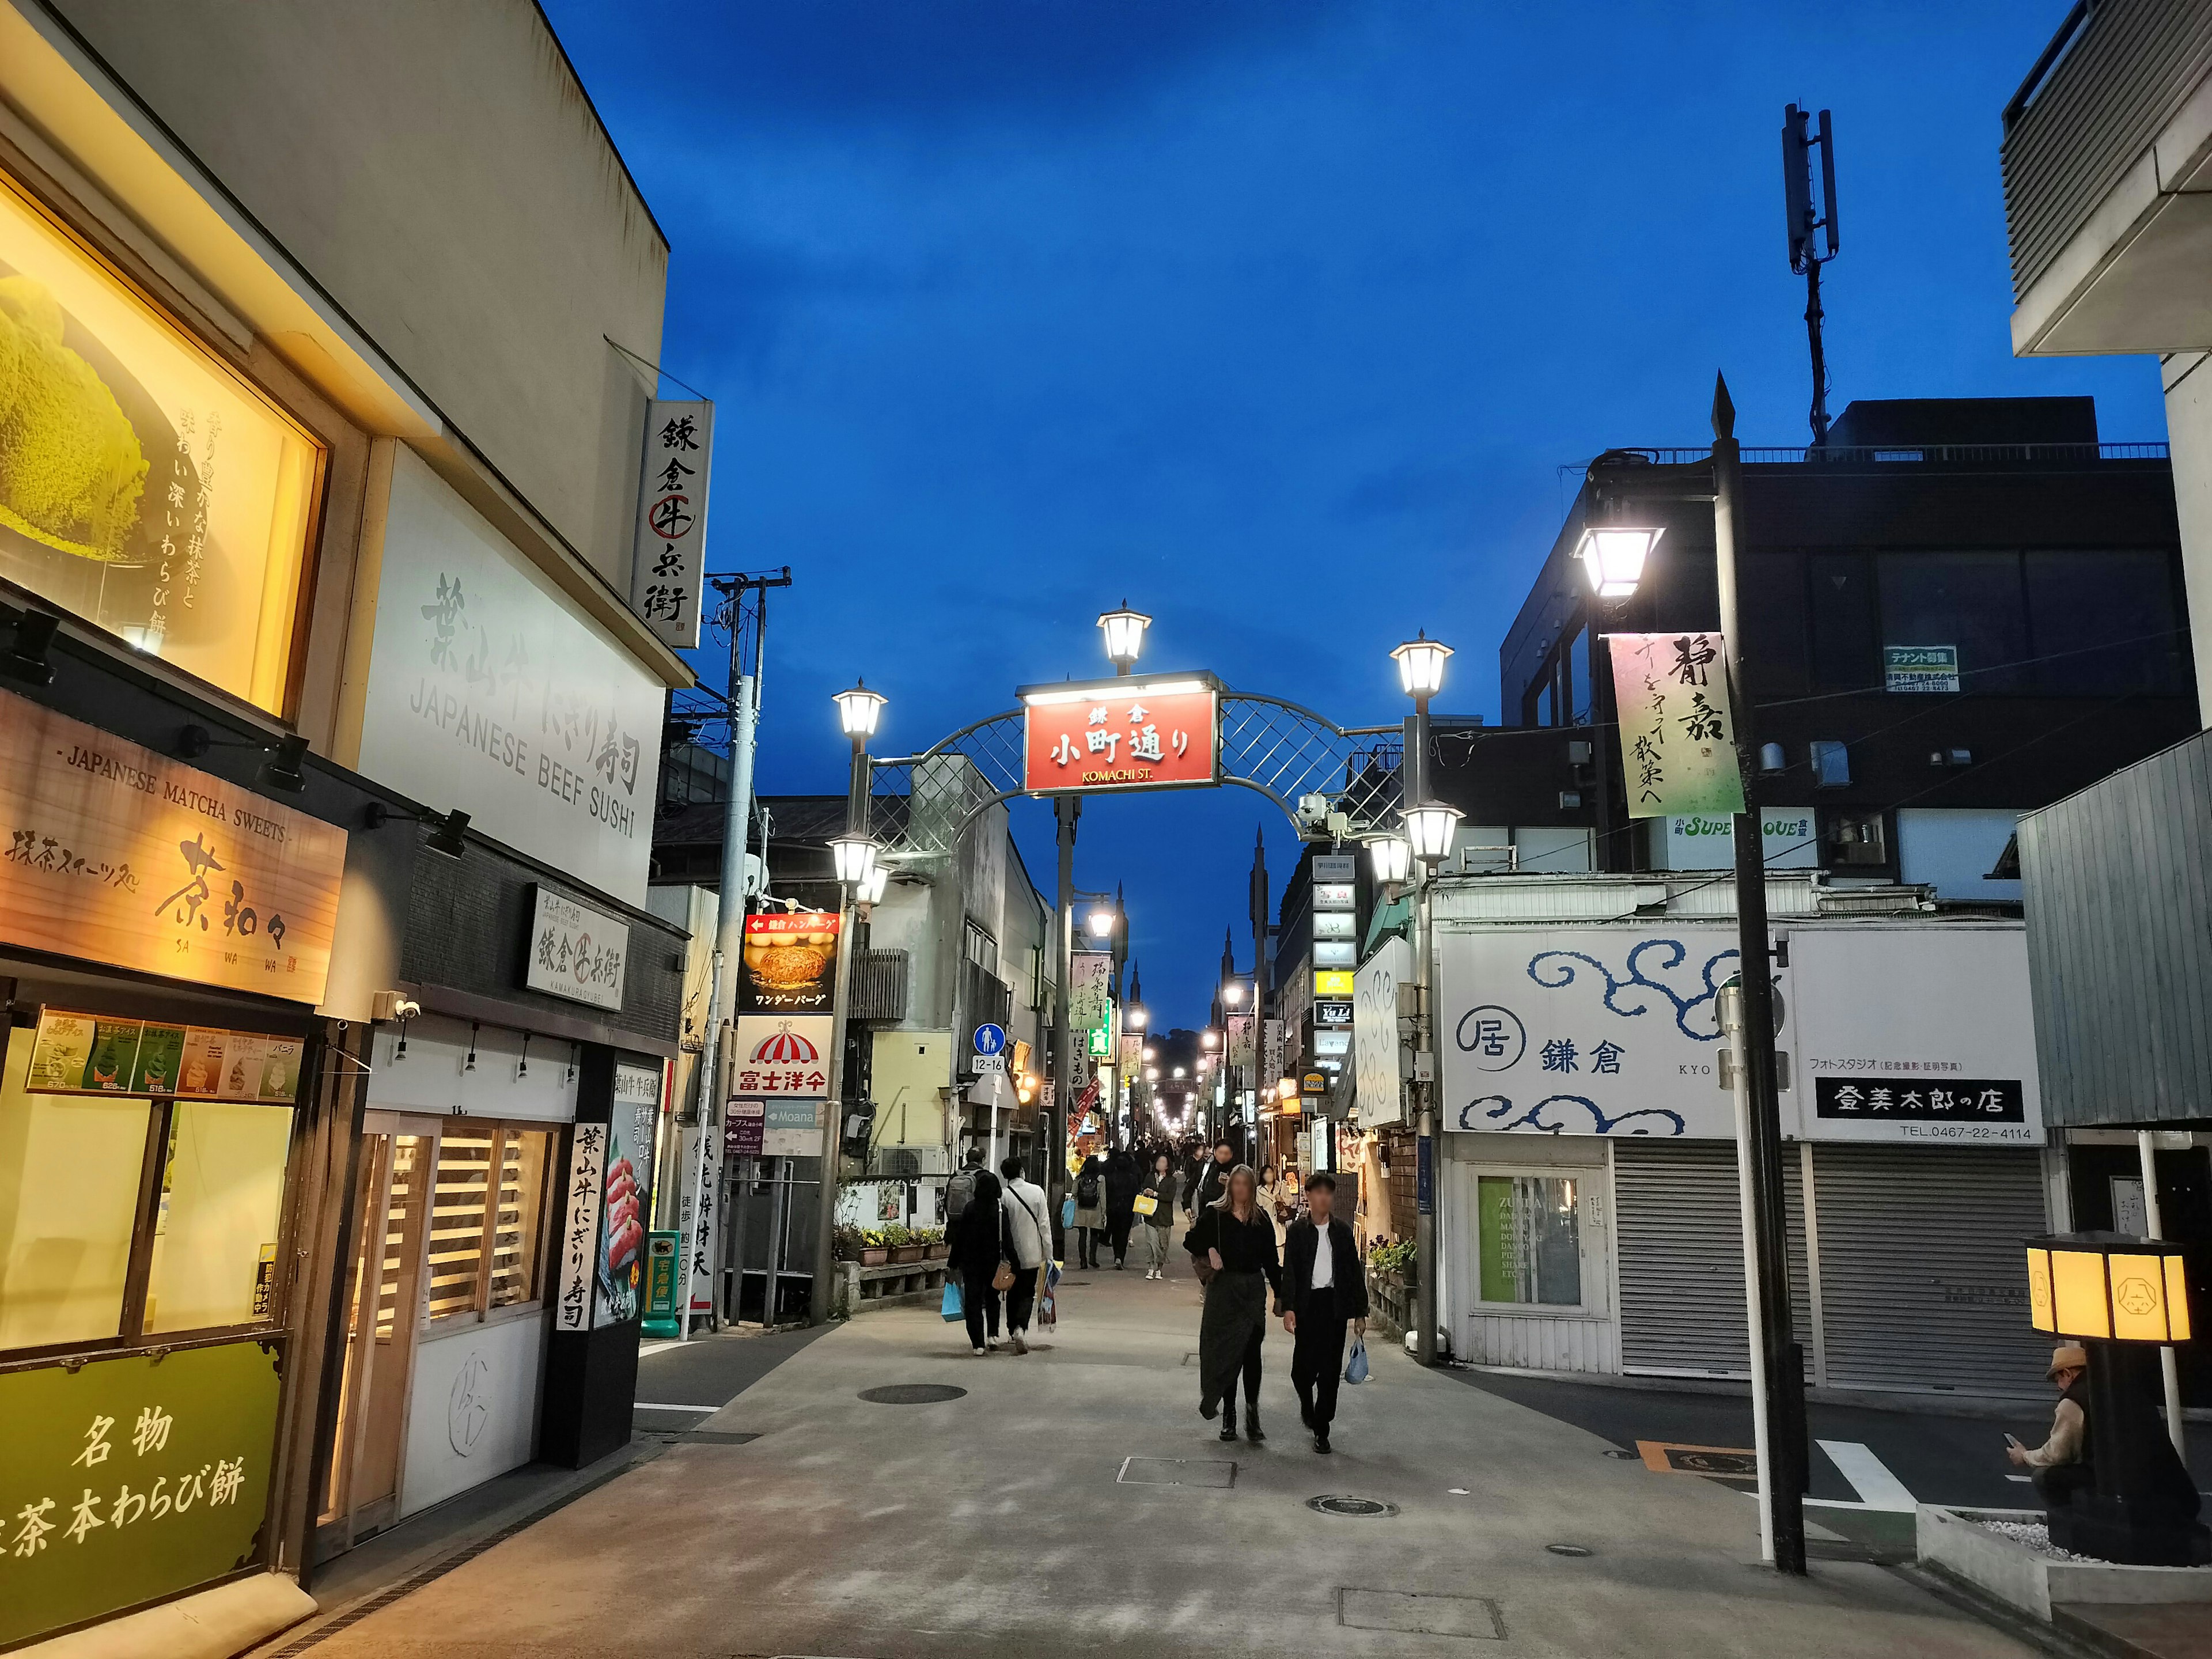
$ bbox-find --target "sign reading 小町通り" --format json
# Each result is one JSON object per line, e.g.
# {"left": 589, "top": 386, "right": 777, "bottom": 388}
{"left": 1655, "top": 810, "right": 1817, "bottom": 872}
{"left": 0, "top": 688, "right": 346, "bottom": 1003}
{"left": 0, "top": 177, "right": 322, "bottom": 716}
{"left": 1021, "top": 676, "right": 1218, "bottom": 793}
{"left": 0, "top": 1341, "right": 280, "bottom": 1648}
{"left": 359, "top": 447, "right": 664, "bottom": 907}
{"left": 554, "top": 1122, "right": 605, "bottom": 1333}
{"left": 1354, "top": 936, "right": 1410, "bottom": 1128}
{"left": 524, "top": 886, "right": 629, "bottom": 1012}
{"left": 732, "top": 1015, "right": 834, "bottom": 1097}
{"left": 628, "top": 400, "right": 713, "bottom": 652}
{"left": 1884, "top": 644, "right": 1960, "bottom": 694}
{"left": 24, "top": 1009, "right": 300, "bottom": 1101}
{"left": 740, "top": 912, "right": 842, "bottom": 1013}
{"left": 1606, "top": 632, "right": 1745, "bottom": 820}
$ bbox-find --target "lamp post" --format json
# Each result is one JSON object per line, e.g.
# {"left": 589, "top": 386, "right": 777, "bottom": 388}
{"left": 1582, "top": 376, "right": 1806, "bottom": 1574}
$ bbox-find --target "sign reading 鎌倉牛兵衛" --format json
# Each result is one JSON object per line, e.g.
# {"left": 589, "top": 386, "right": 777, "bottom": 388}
{"left": 1605, "top": 632, "right": 1745, "bottom": 820}
{"left": 524, "top": 885, "right": 630, "bottom": 1012}
{"left": 1884, "top": 644, "right": 1960, "bottom": 694}
{"left": 629, "top": 400, "right": 714, "bottom": 653}
{"left": 1020, "top": 675, "right": 1219, "bottom": 794}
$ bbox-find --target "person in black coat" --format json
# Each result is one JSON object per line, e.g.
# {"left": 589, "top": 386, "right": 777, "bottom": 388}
{"left": 1103, "top": 1150, "right": 1141, "bottom": 1270}
{"left": 1280, "top": 1171, "right": 1368, "bottom": 1453}
{"left": 948, "top": 1171, "right": 1011, "bottom": 1355}
{"left": 1185, "top": 1165, "right": 1282, "bottom": 1444}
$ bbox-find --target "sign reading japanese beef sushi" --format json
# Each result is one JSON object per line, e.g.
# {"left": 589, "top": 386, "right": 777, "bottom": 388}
{"left": 739, "top": 911, "right": 841, "bottom": 1013}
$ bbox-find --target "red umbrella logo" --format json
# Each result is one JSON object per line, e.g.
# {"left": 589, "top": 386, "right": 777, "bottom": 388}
{"left": 749, "top": 1025, "right": 820, "bottom": 1065}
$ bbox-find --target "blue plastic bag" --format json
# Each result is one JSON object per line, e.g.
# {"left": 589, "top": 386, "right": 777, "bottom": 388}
{"left": 941, "top": 1280, "right": 964, "bottom": 1322}
{"left": 1061, "top": 1195, "right": 1075, "bottom": 1229}
{"left": 1344, "top": 1336, "right": 1369, "bottom": 1385}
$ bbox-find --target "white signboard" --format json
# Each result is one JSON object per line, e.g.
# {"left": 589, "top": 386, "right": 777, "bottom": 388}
{"left": 629, "top": 399, "right": 714, "bottom": 652}
{"left": 524, "top": 887, "right": 630, "bottom": 1010}
{"left": 1791, "top": 926, "right": 2042, "bottom": 1145}
{"left": 554, "top": 1122, "right": 605, "bottom": 1332}
{"left": 732, "top": 1014, "right": 834, "bottom": 1097}
{"left": 1438, "top": 925, "right": 1778, "bottom": 1139}
{"left": 1354, "top": 936, "right": 1409, "bottom": 1128}
{"left": 763, "top": 1098, "right": 825, "bottom": 1157}
{"left": 361, "top": 447, "right": 665, "bottom": 907}
{"left": 1654, "top": 809, "right": 1818, "bottom": 872}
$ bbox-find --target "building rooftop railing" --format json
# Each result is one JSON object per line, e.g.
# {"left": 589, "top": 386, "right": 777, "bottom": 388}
{"left": 1590, "top": 442, "right": 2168, "bottom": 471}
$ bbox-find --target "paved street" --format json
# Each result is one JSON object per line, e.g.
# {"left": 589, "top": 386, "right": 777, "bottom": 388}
{"left": 301, "top": 1270, "right": 2035, "bottom": 1659}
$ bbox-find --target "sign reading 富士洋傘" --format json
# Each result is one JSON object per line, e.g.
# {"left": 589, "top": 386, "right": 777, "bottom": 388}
{"left": 732, "top": 1015, "right": 834, "bottom": 1097}
{"left": 1605, "top": 632, "right": 1746, "bottom": 820}
{"left": 0, "top": 688, "right": 346, "bottom": 1003}
{"left": 1021, "top": 675, "right": 1218, "bottom": 794}
{"left": 0, "top": 1340, "right": 281, "bottom": 1648}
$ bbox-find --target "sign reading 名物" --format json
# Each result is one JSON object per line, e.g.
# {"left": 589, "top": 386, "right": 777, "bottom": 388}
{"left": 0, "top": 689, "right": 347, "bottom": 1004}
{"left": 524, "top": 886, "right": 630, "bottom": 1012}
{"left": 555, "top": 1123, "right": 606, "bottom": 1332}
{"left": 740, "top": 912, "right": 842, "bottom": 1013}
{"left": 24, "top": 1009, "right": 301, "bottom": 1103}
{"left": 1020, "top": 676, "right": 1219, "bottom": 794}
{"left": 1884, "top": 644, "right": 1960, "bottom": 694}
{"left": 629, "top": 400, "right": 714, "bottom": 652}
{"left": 1606, "top": 632, "right": 1745, "bottom": 820}
{"left": 0, "top": 1342, "right": 281, "bottom": 1648}
{"left": 731, "top": 1015, "right": 834, "bottom": 1097}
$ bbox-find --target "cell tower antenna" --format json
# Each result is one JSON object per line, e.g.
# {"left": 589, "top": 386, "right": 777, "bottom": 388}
{"left": 1782, "top": 104, "right": 1841, "bottom": 447}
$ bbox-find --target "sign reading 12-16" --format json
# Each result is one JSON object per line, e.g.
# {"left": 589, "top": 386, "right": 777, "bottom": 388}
{"left": 1020, "top": 673, "right": 1220, "bottom": 794}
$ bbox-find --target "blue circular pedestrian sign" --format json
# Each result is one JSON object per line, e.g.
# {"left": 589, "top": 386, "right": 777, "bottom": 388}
{"left": 973, "top": 1023, "right": 1007, "bottom": 1056}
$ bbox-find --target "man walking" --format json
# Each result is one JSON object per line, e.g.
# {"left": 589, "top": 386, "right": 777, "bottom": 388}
{"left": 1000, "top": 1157, "right": 1051, "bottom": 1354}
{"left": 1191, "top": 1137, "right": 1237, "bottom": 1215}
{"left": 1281, "top": 1172, "right": 1366, "bottom": 1454}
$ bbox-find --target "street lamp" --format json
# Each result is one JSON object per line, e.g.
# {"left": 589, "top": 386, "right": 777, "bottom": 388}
{"left": 1403, "top": 802, "right": 1462, "bottom": 866}
{"left": 858, "top": 863, "right": 890, "bottom": 907}
{"left": 1366, "top": 832, "right": 1412, "bottom": 886}
{"left": 1097, "top": 601, "right": 1151, "bottom": 675}
{"left": 1574, "top": 525, "right": 1664, "bottom": 598}
{"left": 1391, "top": 630, "right": 1452, "bottom": 707}
{"left": 828, "top": 832, "right": 878, "bottom": 890}
{"left": 832, "top": 680, "right": 887, "bottom": 740}
{"left": 1202, "top": 1029, "right": 1219, "bottom": 1050}
{"left": 1222, "top": 980, "right": 1245, "bottom": 1005}
{"left": 1086, "top": 904, "right": 1116, "bottom": 940}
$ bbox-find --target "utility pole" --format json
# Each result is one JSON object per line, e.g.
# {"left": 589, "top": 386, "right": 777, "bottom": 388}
{"left": 710, "top": 568, "right": 792, "bottom": 1031}
{"left": 1249, "top": 826, "right": 1269, "bottom": 1173}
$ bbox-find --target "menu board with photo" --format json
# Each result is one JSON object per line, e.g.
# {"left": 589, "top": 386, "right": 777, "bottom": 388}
{"left": 21, "top": 1008, "right": 301, "bottom": 1103}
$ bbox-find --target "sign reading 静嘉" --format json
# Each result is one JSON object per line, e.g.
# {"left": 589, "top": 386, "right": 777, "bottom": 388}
{"left": 1884, "top": 644, "right": 1960, "bottom": 694}
{"left": 1606, "top": 632, "right": 1745, "bottom": 820}
{"left": 629, "top": 400, "right": 713, "bottom": 652}
{"left": 1021, "top": 675, "right": 1219, "bottom": 793}
{"left": 524, "top": 886, "right": 630, "bottom": 1011}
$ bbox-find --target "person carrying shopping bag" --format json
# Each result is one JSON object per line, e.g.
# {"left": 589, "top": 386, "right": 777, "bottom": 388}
{"left": 999, "top": 1157, "right": 1051, "bottom": 1353}
{"left": 1138, "top": 1152, "right": 1179, "bottom": 1279}
{"left": 1281, "top": 1171, "right": 1368, "bottom": 1454}
{"left": 947, "top": 1171, "right": 1012, "bottom": 1355}
{"left": 1071, "top": 1153, "right": 1109, "bottom": 1269}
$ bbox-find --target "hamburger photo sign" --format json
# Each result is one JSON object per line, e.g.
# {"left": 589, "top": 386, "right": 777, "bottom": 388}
{"left": 741, "top": 911, "right": 843, "bottom": 1012}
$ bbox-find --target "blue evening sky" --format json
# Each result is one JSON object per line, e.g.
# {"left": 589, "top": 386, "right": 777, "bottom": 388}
{"left": 547, "top": 1, "right": 2159, "bottom": 1029}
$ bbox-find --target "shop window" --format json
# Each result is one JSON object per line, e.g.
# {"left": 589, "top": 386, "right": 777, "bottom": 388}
{"left": 0, "top": 174, "right": 323, "bottom": 714}
{"left": 2023, "top": 550, "right": 2187, "bottom": 695}
{"left": 1876, "top": 552, "right": 2031, "bottom": 694}
{"left": 1821, "top": 808, "right": 1891, "bottom": 873}
{"left": 1806, "top": 552, "right": 1877, "bottom": 691}
{"left": 144, "top": 1100, "right": 294, "bottom": 1334}
{"left": 1475, "top": 1173, "right": 1582, "bottom": 1307}
{"left": 424, "top": 1127, "right": 555, "bottom": 1327}
{"left": 488, "top": 1131, "right": 554, "bottom": 1308}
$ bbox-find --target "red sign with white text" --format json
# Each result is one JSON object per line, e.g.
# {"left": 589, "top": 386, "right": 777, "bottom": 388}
{"left": 1021, "top": 680, "right": 1219, "bottom": 793}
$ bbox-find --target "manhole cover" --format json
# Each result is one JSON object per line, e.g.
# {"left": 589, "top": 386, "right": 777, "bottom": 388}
{"left": 857, "top": 1384, "right": 968, "bottom": 1404}
{"left": 1546, "top": 1542, "right": 1593, "bottom": 1557}
{"left": 1119, "top": 1457, "right": 1236, "bottom": 1487}
{"left": 1308, "top": 1494, "right": 1399, "bottom": 1518}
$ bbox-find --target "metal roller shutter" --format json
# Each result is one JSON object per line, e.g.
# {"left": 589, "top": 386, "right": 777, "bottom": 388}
{"left": 1615, "top": 1142, "right": 1811, "bottom": 1378}
{"left": 1811, "top": 1146, "right": 2049, "bottom": 1396}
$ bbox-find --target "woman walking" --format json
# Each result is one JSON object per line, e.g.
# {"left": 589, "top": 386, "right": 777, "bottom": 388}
{"left": 1185, "top": 1164, "right": 1281, "bottom": 1444}
{"left": 948, "top": 1170, "right": 1011, "bottom": 1355}
{"left": 1140, "top": 1151, "right": 1180, "bottom": 1279}
{"left": 1104, "top": 1148, "right": 1141, "bottom": 1270}
{"left": 1071, "top": 1153, "right": 1109, "bottom": 1269}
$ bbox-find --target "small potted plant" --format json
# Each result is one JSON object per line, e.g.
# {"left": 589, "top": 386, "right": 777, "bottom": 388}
{"left": 921, "top": 1226, "right": 947, "bottom": 1260}
{"left": 888, "top": 1222, "right": 926, "bottom": 1264}
{"left": 832, "top": 1222, "right": 866, "bottom": 1263}
{"left": 859, "top": 1227, "right": 891, "bottom": 1267}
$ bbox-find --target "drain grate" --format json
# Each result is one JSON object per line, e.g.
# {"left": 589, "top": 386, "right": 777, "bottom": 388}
{"left": 1119, "top": 1456, "right": 1236, "bottom": 1488}
{"left": 1308, "top": 1494, "right": 1399, "bottom": 1518}
{"left": 859, "top": 1384, "right": 967, "bottom": 1404}
{"left": 1339, "top": 1589, "right": 1504, "bottom": 1639}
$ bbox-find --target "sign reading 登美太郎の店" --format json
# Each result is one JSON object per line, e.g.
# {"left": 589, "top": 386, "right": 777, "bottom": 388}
{"left": 0, "top": 1340, "right": 281, "bottom": 1649}
{"left": 23, "top": 1009, "right": 301, "bottom": 1102}
{"left": 358, "top": 447, "right": 664, "bottom": 908}
{"left": 1605, "top": 632, "right": 1746, "bottom": 820}
{"left": 524, "top": 885, "right": 630, "bottom": 1012}
{"left": 628, "top": 400, "right": 714, "bottom": 653}
{"left": 1884, "top": 644, "right": 1960, "bottom": 694}
{"left": 0, "top": 687, "right": 347, "bottom": 1003}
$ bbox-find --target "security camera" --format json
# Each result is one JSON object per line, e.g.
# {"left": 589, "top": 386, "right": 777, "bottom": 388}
{"left": 371, "top": 991, "right": 422, "bottom": 1022}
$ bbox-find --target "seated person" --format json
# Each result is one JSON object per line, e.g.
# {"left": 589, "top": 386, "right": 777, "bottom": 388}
{"left": 2008, "top": 1344, "right": 2094, "bottom": 1509}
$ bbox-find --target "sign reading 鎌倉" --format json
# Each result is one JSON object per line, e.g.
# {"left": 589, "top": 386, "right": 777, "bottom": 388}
{"left": 1884, "top": 644, "right": 1960, "bottom": 694}
{"left": 0, "top": 688, "right": 347, "bottom": 1003}
{"left": 732, "top": 1015, "right": 834, "bottom": 1097}
{"left": 554, "top": 1122, "right": 606, "bottom": 1333}
{"left": 1020, "top": 675, "right": 1219, "bottom": 794}
{"left": 524, "top": 886, "right": 630, "bottom": 1012}
{"left": 740, "top": 912, "right": 842, "bottom": 1013}
{"left": 24, "top": 1009, "right": 301, "bottom": 1102}
{"left": 0, "top": 1341, "right": 281, "bottom": 1648}
{"left": 629, "top": 400, "right": 713, "bottom": 652}
{"left": 1354, "top": 936, "right": 1410, "bottom": 1129}
{"left": 1605, "top": 632, "right": 1745, "bottom": 820}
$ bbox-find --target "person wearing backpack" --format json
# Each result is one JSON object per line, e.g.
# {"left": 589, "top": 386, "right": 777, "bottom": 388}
{"left": 941, "top": 1145, "right": 986, "bottom": 1281}
{"left": 1071, "top": 1154, "right": 1108, "bottom": 1268}
{"left": 1281, "top": 1171, "right": 1367, "bottom": 1454}
{"left": 948, "top": 1171, "right": 1012, "bottom": 1355}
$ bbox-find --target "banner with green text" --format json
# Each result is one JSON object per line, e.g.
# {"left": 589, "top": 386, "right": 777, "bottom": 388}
{"left": 1606, "top": 632, "right": 1746, "bottom": 820}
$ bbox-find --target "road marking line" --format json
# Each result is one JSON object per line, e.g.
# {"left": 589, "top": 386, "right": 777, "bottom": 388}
{"left": 635, "top": 1403, "right": 721, "bottom": 1412}
{"left": 637, "top": 1340, "right": 683, "bottom": 1357}
{"left": 2006, "top": 1474, "right": 2032, "bottom": 1483}
{"left": 1817, "top": 1440, "right": 1916, "bottom": 1512}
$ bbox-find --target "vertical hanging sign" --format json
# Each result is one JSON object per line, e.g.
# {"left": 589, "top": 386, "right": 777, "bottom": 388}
{"left": 630, "top": 399, "right": 714, "bottom": 652}
{"left": 555, "top": 1123, "right": 607, "bottom": 1333}
{"left": 1605, "top": 632, "right": 1747, "bottom": 819}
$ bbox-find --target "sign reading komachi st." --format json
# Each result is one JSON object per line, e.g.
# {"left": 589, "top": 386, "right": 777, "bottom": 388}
{"left": 1020, "top": 673, "right": 1220, "bottom": 794}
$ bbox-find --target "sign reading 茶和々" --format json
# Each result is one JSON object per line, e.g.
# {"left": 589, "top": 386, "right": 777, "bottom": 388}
{"left": 1605, "top": 632, "right": 1745, "bottom": 820}
{"left": 524, "top": 886, "right": 629, "bottom": 1011}
{"left": 0, "top": 688, "right": 346, "bottom": 1003}
{"left": 0, "top": 1341, "right": 280, "bottom": 1648}
{"left": 358, "top": 448, "right": 664, "bottom": 907}
{"left": 1020, "top": 675, "right": 1219, "bottom": 794}
{"left": 628, "top": 400, "right": 713, "bottom": 652}
{"left": 739, "top": 912, "right": 842, "bottom": 1013}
